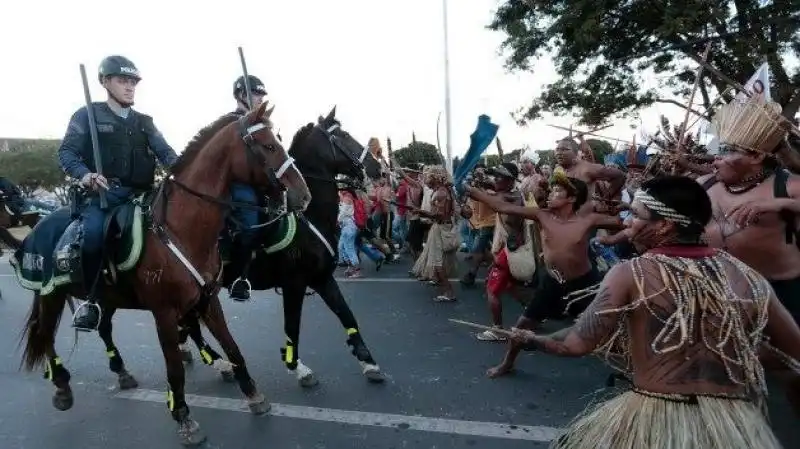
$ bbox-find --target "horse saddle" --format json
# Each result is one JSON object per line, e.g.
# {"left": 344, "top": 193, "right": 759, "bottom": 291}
{"left": 98, "top": 193, "right": 154, "bottom": 284}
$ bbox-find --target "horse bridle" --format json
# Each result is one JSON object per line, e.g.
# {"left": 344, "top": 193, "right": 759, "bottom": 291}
{"left": 316, "top": 123, "right": 369, "bottom": 175}
{"left": 150, "top": 114, "right": 297, "bottom": 295}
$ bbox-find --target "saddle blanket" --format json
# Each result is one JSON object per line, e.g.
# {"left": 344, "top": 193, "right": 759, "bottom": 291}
{"left": 9, "top": 203, "right": 144, "bottom": 295}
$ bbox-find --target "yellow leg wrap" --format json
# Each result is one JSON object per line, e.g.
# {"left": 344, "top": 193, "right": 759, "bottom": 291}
{"left": 200, "top": 348, "right": 213, "bottom": 365}
{"left": 167, "top": 389, "right": 175, "bottom": 411}
{"left": 345, "top": 328, "right": 358, "bottom": 336}
{"left": 284, "top": 345, "right": 295, "bottom": 364}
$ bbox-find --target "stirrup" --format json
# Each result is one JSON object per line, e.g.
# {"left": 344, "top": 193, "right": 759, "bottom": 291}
{"left": 229, "top": 277, "right": 252, "bottom": 302}
{"left": 72, "top": 301, "right": 102, "bottom": 332}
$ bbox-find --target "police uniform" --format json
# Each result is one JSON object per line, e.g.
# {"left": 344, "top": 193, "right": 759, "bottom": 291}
{"left": 59, "top": 55, "right": 178, "bottom": 331}
{"left": 226, "top": 75, "right": 268, "bottom": 301}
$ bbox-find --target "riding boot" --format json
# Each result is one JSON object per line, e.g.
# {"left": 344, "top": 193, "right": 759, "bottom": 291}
{"left": 72, "top": 299, "right": 101, "bottom": 332}
{"left": 228, "top": 244, "right": 252, "bottom": 302}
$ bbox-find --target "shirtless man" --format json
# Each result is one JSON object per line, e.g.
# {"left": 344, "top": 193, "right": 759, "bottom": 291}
{"left": 519, "top": 150, "right": 547, "bottom": 205}
{"left": 465, "top": 171, "right": 622, "bottom": 377}
{"left": 700, "top": 135, "right": 800, "bottom": 324}
{"left": 554, "top": 137, "right": 625, "bottom": 210}
{"left": 510, "top": 175, "right": 800, "bottom": 449}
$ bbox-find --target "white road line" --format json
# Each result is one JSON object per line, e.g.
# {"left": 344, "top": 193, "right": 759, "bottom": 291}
{"left": 116, "top": 388, "right": 562, "bottom": 442}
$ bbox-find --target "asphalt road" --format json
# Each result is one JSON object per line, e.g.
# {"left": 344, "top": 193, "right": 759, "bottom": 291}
{"left": 0, "top": 253, "right": 797, "bottom": 449}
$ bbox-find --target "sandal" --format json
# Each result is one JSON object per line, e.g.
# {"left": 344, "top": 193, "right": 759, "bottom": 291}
{"left": 476, "top": 328, "right": 508, "bottom": 342}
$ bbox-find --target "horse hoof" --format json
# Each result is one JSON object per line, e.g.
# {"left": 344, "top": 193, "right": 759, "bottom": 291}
{"left": 118, "top": 372, "right": 139, "bottom": 390}
{"left": 220, "top": 370, "right": 235, "bottom": 383}
{"left": 180, "top": 349, "right": 194, "bottom": 364}
{"left": 246, "top": 393, "right": 271, "bottom": 415}
{"left": 178, "top": 419, "right": 206, "bottom": 447}
{"left": 52, "top": 388, "right": 74, "bottom": 411}
{"left": 361, "top": 363, "right": 386, "bottom": 383}
{"left": 298, "top": 373, "right": 319, "bottom": 388}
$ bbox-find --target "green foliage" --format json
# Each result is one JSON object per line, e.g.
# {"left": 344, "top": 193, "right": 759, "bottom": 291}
{"left": 393, "top": 141, "right": 443, "bottom": 167}
{"left": 586, "top": 138, "right": 614, "bottom": 163}
{"left": 0, "top": 139, "right": 65, "bottom": 195}
{"left": 489, "top": 0, "right": 800, "bottom": 125}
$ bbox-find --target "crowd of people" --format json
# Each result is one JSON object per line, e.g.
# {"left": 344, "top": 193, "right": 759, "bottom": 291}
{"left": 337, "top": 93, "right": 800, "bottom": 448}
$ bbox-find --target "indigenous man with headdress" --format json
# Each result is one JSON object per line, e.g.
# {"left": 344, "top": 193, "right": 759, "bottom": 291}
{"left": 699, "top": 96, "right": 800, "bottom": 325}
{"left": 554, "top": 137, "right": 625, "bottom": 211}
{"left": 509, "top": 175, "right": 800, "bottom": 449}
{"left": 519, "top": 149, "right": 548, "bottom": 205}
{"left": 465, "top": 168, "right": 622, "bottom": 377}
{"left": 409, "top": 165, "right": 458, "bottom": 301}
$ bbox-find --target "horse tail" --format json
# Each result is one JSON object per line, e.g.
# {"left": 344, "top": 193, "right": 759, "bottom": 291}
{"left": 19, "top": 290, "right": 67, "bottom": 372}
{"left": 0, "top": 226, "right": 22, "bottom": 250}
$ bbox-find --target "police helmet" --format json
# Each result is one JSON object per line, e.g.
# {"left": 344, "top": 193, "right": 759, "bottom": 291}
{"left": 98, "top": 55, "right": 141, "bottom": 84}
{"left": 233, "top": 75, "right": 267, "bottom": 98}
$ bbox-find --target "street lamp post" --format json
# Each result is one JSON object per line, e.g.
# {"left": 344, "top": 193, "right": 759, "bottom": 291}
{"left": 442, "top": 0, "right": 453, "bottom": 175}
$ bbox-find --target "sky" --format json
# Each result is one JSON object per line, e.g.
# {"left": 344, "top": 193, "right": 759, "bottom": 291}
{"left": 0, "top": 0, "right": 692, "bottom": 161}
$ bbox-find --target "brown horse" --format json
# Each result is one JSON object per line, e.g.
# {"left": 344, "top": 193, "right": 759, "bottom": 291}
{"left": 13, "top": 101, "right": 311, "bottom": 446}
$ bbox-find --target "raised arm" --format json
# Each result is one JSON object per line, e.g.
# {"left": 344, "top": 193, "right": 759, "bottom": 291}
{"left": 514, "top": 262, "right": 632, "bottom": 356}
{"left": 465, "top": 185, "right": 543, "bottom": 222}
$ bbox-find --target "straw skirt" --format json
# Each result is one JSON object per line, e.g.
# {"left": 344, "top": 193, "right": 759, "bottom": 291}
{"left": 552, "top": 390, "right": 782, "bottom": 449}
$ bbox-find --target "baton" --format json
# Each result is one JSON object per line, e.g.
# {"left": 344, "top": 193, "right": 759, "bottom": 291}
{"left": 237, "top": 47, "right": 254, "bottom": 110}
{"left": 79, "top": 64, "right": 108, "bottom": 210}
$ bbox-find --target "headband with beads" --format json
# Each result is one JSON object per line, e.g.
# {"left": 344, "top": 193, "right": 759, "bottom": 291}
{"left": 633, "top": 189, "right": 693, "bottom": 227}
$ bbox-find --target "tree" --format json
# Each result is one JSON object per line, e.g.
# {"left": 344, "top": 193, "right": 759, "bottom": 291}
{"left": 0, "top": 139, "right": 65, "bottom": 196}
{"left": 586, "top": 138, "right": 614, "bottom": 163}
{"left": 489, "top": 1, "right": 800, "bottom": 126}
{"left": 392, "top": 141, "right": 443, "bottom": 167}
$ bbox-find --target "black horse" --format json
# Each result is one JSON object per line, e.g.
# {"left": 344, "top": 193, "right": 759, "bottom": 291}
{"left": 215, "top": 106, "right": 386, "bottom": 386}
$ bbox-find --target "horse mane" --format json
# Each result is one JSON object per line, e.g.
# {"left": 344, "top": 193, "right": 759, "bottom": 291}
{"left": 288, "top": 122, "right": 316, "bottom": 154}
{"left": 170, "top": 113, "right": 240, "bottom": 175}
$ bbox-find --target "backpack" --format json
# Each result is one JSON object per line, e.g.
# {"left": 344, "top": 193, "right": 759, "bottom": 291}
{"left": 353, "top": 198, "right": 368, "bottom": 229}
{"left": 702, "top": 169, "right": 800, "bottom": 250}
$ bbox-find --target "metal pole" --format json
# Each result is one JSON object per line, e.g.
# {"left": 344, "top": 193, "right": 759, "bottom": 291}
{"left": 237, "top": 47, "right": 253, "bottom": 110}
{"left": 442, "top": 0, "right": 453, "bottom": 175}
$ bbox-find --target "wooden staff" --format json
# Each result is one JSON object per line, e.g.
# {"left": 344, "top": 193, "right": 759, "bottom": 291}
{"left": 677, "top": 43, "right": 712, "bottom": 153}
{"left": 449, "top": 319, "right": 515, "bottom": 337}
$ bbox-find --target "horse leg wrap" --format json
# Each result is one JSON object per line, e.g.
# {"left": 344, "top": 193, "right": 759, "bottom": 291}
{"left": 106, "top": 348, "right": 125, "bottom": 373}
{"left": 43, "top": 357, "right": 71, "bottom": 387}
{"left": 280, "top": 343, "right": 298, "bottom": 370}
{"left": 346, "top": 331, "right": 376, "bottom": 364}
{"left": 167, "top": 389, "right": 190, "bottom": 422}
{"left": 198, "top": 345, "right": 221, "bottom": 366}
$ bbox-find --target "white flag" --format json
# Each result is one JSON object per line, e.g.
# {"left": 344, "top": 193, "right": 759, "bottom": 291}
{"left": 735, "top": 62, "right": 771, "bottom": 102}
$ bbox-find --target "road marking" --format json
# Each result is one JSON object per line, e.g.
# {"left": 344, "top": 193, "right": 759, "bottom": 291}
{"left": 116, "top": 388, "right": 562, "bottom": 442}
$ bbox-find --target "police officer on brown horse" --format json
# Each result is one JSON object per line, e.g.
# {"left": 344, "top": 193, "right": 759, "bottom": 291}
{"left": 58, "top": 55, "right": 178, "bottom": 331}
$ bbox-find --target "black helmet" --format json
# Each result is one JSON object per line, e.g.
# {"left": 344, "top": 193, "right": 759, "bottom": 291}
{"left": 98, "top": 55, "right": 141, "bottom": 84}
{"left": 233, "top": 75, "right": 267, "bottom": 98}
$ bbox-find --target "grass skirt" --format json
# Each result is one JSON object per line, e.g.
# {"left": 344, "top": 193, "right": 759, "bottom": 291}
{"left": 411, "top": 223, "right": 457, "bottom": 279}
{"left": 552, "top": 390, "right": 783, "bottom": 449}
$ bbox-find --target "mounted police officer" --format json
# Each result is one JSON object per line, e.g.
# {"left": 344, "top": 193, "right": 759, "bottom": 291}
{"left": 58, "top": 55, "right": 178, "bottom": 331}
{"left": 226, "top": 74, "right": 269, "bottom": 301}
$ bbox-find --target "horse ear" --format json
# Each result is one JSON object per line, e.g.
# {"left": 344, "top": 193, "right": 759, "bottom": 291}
{"left": 252, "top": 101, "right": 269, "bottom": 123}
{"left": 325, "top": 105, "right": 336, "bottom": 121}
{"left": 264, "top": 104, "right": 276, "bottom": 118}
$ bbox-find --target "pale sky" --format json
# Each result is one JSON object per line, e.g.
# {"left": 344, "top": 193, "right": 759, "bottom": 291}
{"left": 0, "top": 0, "right": 690, "bottom": 160}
